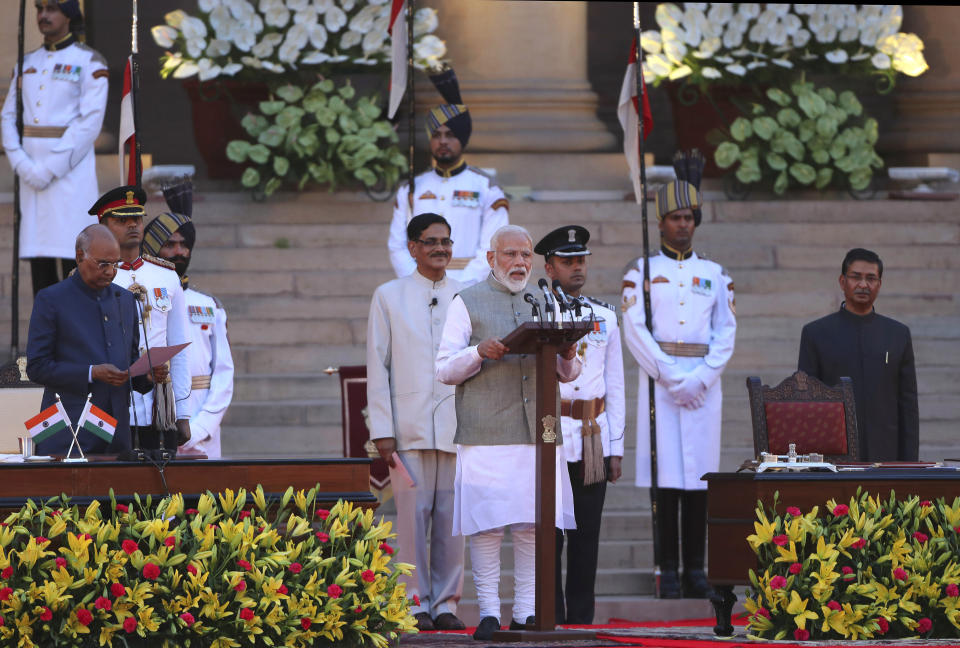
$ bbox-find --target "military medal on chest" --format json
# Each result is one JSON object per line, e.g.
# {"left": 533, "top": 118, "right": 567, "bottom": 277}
{"left": 153, "top": 287, "right": 172, "bottom": 312}
{"left": 127, "top": 274, "right": 152, "bottom": 326}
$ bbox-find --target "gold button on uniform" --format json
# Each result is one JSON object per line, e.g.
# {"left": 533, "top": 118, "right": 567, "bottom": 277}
{"left": 680, "top": 320, "right": 686, "bottom": 325}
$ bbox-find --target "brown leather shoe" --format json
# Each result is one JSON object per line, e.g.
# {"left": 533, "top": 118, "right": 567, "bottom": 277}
{"left": 414, "top": 612, "right": 435, "bottom": 631}
{"left": 433, "top": 612, "right": 466, "bottom": 630}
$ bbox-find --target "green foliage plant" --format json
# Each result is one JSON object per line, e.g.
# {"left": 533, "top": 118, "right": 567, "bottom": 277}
{"left": 226, "top": 79, "right": 406, "bottom": 197}
{"left": 714, "top": 79, "right": 883, "bottom": 194}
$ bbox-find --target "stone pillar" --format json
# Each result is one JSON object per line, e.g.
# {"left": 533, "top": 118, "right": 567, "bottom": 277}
{"left": 419, "top": 0, "right": 615, "bottom": 153}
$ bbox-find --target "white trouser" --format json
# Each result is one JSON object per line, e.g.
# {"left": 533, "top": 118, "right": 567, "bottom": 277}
{"left": 468, "top": 524, "right": 536, "bottom": 623}
{"left": 391, "top": 449, "right": 465, "bottom": 616}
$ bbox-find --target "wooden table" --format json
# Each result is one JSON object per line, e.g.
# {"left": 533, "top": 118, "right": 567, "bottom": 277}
{"left": 0, "top": 456, "right": 376, "bottom": 510}
{"left": 705, "top": 468, "right": 960, "bottom": 635}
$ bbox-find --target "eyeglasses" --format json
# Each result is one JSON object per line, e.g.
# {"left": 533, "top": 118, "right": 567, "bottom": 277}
{"left": 91, "top": 259, "right": 121, "bottom": 272}
{"left": 416, "top": 238, "right": 454, "bottom": 248}
{"left": 845, "top": 273, "right": 880, "bottom": 286}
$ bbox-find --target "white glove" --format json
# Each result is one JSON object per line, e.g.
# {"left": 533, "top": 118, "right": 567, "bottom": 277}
{"left": 682, "top": 391, "right": 706, "bottom": 410}
{"left": 656, "top": 360, "right": 683, "bottom": 388}
{"left": 668, "top": 374, "right": 706, "bottom": 406}
{"left": 17, "top": 160, "right": 54, "bottom": 191}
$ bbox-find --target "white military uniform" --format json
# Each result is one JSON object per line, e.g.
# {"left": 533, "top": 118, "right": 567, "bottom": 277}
{"left": 560, "top": 299, "right": 626, "bottom": 461}
{"left": 622, "top": 249, "right": 736, "bottom": 490}
{"left": 388, "top": 163, "right": 509, "bottom": 286}
{"left": 178, "top": 286, "right": 234, "bottom": 459}
{"left": 0, "top": 37, "right": 107, "bottom": 259}
{"left": 113, "top": 256, "right": 192, "bottom": 428}
{"left": 366, "top": 270, "right": 463, "bottom": 617}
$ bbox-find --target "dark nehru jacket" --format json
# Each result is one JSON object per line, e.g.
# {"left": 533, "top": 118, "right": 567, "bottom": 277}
{"left": 798, "top": 305, "right": 919, "bottom": 461}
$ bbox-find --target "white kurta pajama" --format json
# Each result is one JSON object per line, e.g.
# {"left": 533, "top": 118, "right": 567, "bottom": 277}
{"left": 622, "top": 251, "right": 736, "bottom": 490}
{"left": 1, "top": 40, "right": 107, "bottom": 259}
{"left": 177, "top": 287, "right": 234, "bottom": 459}
{"left": 366, "top": 270, "right": 465, "bottom": 617}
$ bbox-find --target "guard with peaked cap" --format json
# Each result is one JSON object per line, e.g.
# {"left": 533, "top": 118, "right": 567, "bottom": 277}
{"left": 536, "top": 225, "right": 625, "bottom": 624}
{"left": 388, "top": 65, "right": 509, "bottom": 287}
{"left": 2, "top": 0, "right": 108, "bottom": 295}
{"left": 621, "top": 150, "right": 736, "bottom": 599}
{"left": 95, "top": 184, "right": 194, "bottom": 457}
{"left": 143, "top": 180, "right": 234, "bottom": 460}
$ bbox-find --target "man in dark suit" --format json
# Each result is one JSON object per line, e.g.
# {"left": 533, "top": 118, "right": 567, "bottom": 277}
{"left": 26, "top": 224, "right": 152, "bottom": 456}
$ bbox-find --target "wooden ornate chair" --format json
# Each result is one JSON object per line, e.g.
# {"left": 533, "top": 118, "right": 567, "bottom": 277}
{"left": 746, "top": 370, "right": 860, "bottom": 463}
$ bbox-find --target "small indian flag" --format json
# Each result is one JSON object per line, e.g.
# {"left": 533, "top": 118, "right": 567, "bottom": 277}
{"left": 78, "top": 402, "right": 117, "bottom": 443}
{"left": 24, "top": 404, "right": 70, "bottom": 444}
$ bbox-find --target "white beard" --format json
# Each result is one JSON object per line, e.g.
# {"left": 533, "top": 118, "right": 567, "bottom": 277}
{"left": 493, "top": 265, "right": 529, "bottom": 293}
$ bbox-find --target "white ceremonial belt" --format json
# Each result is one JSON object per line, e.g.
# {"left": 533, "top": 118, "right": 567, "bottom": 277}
{"left": 23, "top": 125, "right": 67, "bottom": 138}
{"left": 657, "top": 341, "right": 709, "bottom": 357}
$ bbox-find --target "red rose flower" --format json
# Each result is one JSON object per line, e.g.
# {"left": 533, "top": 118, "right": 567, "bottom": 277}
{"left": 235, "top": 580, "right": 246, "bottom": 592}
{"left": 894, "top": 567, "right": 908, "bottom": 581}
{"left": 76, "top": 608, "right": 93, "bottom": 626}
{"left": 315, "top": 532, "right": 329, "bottom": 543}
{"left": 240, "top": 510, "right": 252, "bottom": 520}
{"left": 913, "top": 531, "right": 928, "bottom": 544}
{"left": 921, "top": 500, "right": 932, "bottom": 507}
{"left": 142, "top": 563, "right": 160, "bottom": 581}
{"left": 317, "top": 509, "right": 330, "bottom": 520}
{"left": 237, "top": 560, "right": 252, "bottom": 571}
{"left": 121, "top": 540, "right": 138, "bottom": 555}
{"left": 239, "top": 608, "right": 254, "bottom": 621}
{"left": 115, "top": 504, "right": 128, "bottom": 513}
{"left": 0, "top": 587, "right": 11, "bottom": 601}
{"left": 111, "top": 583, "right": 126, "bottom": 598}
{"left": 361, "top": 569, "right": 375, "bottom": 583}
{"left": 842, "top": 566, "right": 853, "bottom": 575}
{"left": 355, "top": 606, "right": 363, "bottom": 613}
{"left": 413, "top": 595, "right": 420, "bottom": 606}
{"left": 833, "top": 504, "right": 849, "bottom": 516}
{"left": 82, "top": 534, "right": 92, "bottom": 541}
{"left": 55, "top": 557, "right": 67, "bottom": 569}
{"left": 793, "top": 628, "right": 810, "bottom": 641}
{"left": 327, "top": 584, "right": 342, "bottom": 598}
{"left": 772, "top": 534, "right": 789, "bottom": 546}
{"left": 187, "top": 564, "right": 198, "bottom": 575}
{"left": 94, "top": 596, "right": 112, "bottom": 611}
{"left": 876, "top": 617, "right": 889, "bottom": 634}
{"left": 40, "top": 607, "right": 52, "bottom": 621}
{"left": 379, "top": 542, "right": 394, "bottom": 555}
{"left": 185, "top": 508, "right": 198, "bottom": 515}
{"left": 164, "top": 536, "right": 176, "bottom": 547}
{"left": 789, "top": 562, "right": 802, "bottom": 575}
{"left": 786, "top": 506, "right": 802, "bottom": 517}
{"left": 955, "top": 526, "right": 960, "bottom": 534}
{"left": 0, "top": 616, "right": 4, "bottom": 627}
{"left": 918, "top": 617, "right": 933, "bottom": 634}
{"left": 851, "top": 538, "right": 867, "bottom": 549}
{"left": 827, "top": 601, "right": 841, "bottom": 611}
{"left": 756, "top": 607, "right": 770, "bottom": 619}
{"left": 770, "top": 575, "right": 787, "bottom": 589}
{"left": 1, "top": 566, "right": 11, "bottom": 579}
{"left": 301, "top": 618, "right": 312, "bottom": 630}
{"left": 289, "top": 562, "right": 303, "bottom": 574}
{"left": 180, "top": 612, "right": 195, "bottom": 626}
{"left": 946, "top": 583, "right": 960, "bottom": 597}
{"left": 123, "top": 617, "right": 137, "bottom": 633}
{"left": 278, "top": 584, "right": 288, "bottom": 595}
{"left": 36, "top": 536, "right": 49, "bottom": 544}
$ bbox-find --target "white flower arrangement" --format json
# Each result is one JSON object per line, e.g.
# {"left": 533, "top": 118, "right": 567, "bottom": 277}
{"left": 153, "top": 0, "right": 446, "bottom": 81}
{"left": 641, "top": 3, "right": 928, "bottom": 89}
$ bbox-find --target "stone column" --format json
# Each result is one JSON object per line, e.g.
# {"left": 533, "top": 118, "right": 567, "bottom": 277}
{"left": 419, "top": 0, "right": 615, "bottom": 153}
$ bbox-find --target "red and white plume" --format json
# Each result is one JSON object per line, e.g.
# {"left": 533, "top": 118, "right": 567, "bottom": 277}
{"left": 118, "top": 56, "right": 136, "bottom": 185}
{"left": 617, "top": 38, "right": 654, "bottom": 204}
{"left": 387, "top": 0, "right": 407, "bottom": 119}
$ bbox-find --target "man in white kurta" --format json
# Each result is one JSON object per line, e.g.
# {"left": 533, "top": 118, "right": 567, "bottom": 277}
{"left": 536, "top": 225, "right": 626, "bottom": 624}
{"left": 143, "top": 204, "right": 234, "bottom": 460}
{"left": 622, "top": 177, "right": 736, "bottom": 599}
{"left": 436, "top": 225, "right": 578, "bottom": 639}
{"left": 388, "top": 67, "right": 508, "bottom": 286}
{"left": 91, "top": 186, "right": 193, "bottom": 453}
{"left": 367, "top": 214, "right": 466, "bottom": 632}
{"left": 0, "top": 0, "right": 107, "bottom": 294}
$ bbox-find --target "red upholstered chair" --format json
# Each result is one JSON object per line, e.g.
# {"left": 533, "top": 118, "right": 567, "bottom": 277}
{"left": 746, "top": 370, "right": 860, "bottom": 463}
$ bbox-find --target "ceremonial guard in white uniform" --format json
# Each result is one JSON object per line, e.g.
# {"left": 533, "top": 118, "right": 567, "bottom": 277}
{"left": 622, "top": 158, "right": 736, "bottom": 598}
{"left": 388, "top": 67, "right": 508, "bottom": 286}
{"left": 142, "top": 181, "right": 234, "bottom": 459}
{"left": 1, "top": 0, "right": 108, "bottom": 294}
{"left": 92, "top": 186, "right": 193, "bottom": 453}
{"left": 367, "top": 214, "right": 466, "bottom": 632}
{"left": 535, "top": 225, "right": 626, "bottom": 625}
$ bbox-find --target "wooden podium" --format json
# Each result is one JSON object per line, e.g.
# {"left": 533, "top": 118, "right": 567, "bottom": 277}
{"left": 492, "top": 321, "right": 595, "bottom": 642}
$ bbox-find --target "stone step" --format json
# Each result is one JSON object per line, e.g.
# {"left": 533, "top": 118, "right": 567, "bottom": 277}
{"left": 222, "top": 425, "right": 342, "bottom": 459}
{"left": 221, "top": 398, "right": 340, "bottom": 427}
{"left": 233, "top": 374, "right": 343, "bottom": 401}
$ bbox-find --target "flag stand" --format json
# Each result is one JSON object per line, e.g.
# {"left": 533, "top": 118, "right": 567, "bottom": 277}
{"left": 62, "top": 393, "right": 88, "bottom": 463}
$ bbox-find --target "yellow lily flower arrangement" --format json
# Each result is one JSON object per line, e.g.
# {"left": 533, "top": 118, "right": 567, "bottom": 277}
{"left": 0, "top": 486, "right": 416, "bottom": 647}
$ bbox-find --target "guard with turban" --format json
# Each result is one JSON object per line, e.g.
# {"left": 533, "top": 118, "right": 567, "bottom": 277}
{"left": 621, "top": 150, "right": 737, "bottom": 599}
{"left": 387, "top": 65, "right": 509, "bottom": 287}
{"left": 143, "top": 180, "right": 234, "bottom": 460}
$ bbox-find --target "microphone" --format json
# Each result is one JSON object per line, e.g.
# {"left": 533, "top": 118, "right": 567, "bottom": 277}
{"left": 537, "top": 278, "right": 556, "bottom": 323}
{"left": 429, "top": 297, "right": 438, "bottom": 307}
{"left": 117, "top": 292, "right": 144, "bottom": 461}
{"left": 523, "top": 293, "right": 541, "bottom": 322}
{"left": 552, "top": 280, "right": 575, "bottom": 322}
